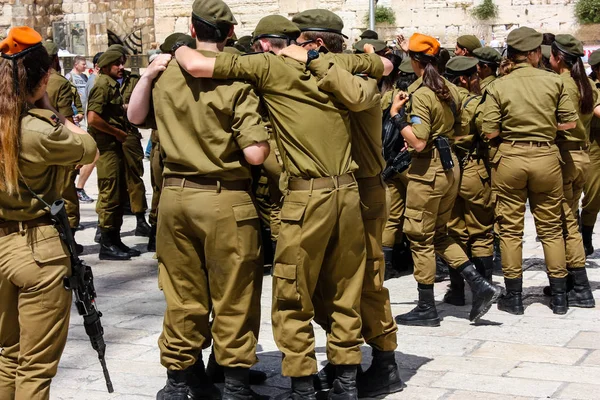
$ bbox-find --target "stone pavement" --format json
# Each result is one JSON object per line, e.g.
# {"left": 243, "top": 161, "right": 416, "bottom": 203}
{"left": 50, "top": 133, "right": 600, "bottom": 400}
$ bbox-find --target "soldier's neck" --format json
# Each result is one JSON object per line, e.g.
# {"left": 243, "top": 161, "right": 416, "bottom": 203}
{"left": 195, "top": 42, "right": 222, "bottom": 53}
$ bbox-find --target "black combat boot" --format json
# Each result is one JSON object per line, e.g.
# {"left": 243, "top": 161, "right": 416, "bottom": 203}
{"left": 189, "top": 357, "right": 221, "bottom": 400}
{"left": 458, "top": 262, "right": 502, "bottom": 322}
{"left": 148, "top": 224, "right": 157, "bottom": 252}
{"left": 473, "top": 256, "right": 494, "bottom": 283}
{"left": 582, "top": 225, "right": 594, "bottom": 256}
{"left": 497, "top": 277, "right": 524, "bottom": 315}
{"left": 71, "top": 227, "right": 84, "bottom": 255}
{"left": 112, "top": 230, "right": 141, "bottom": 257}
{"left": 94, "top": 226, "right": 101, "bottom": 243}
{"left": 435, "top": 255, "right": 449, "bottom": 282}
{"left": 157, "top": 369, "right": 191, "bottom": 400}
{"left": 135, "top": 212, "right": 152, "bottom": 237}
{"left": 383, "top": 246, "right": 401, "bottom": 280}
{"left": 99, "top": 229, "right": 131, "bottom": 261}
{"left": 357, "top": 348, "right": 404, "bottom": 398}
{"left": 549, "top": 276, "right": 568, "bottom": 315}
{"left": 222, "top": 367, "right": 261, "bottom": 400}
{"left": 395, "top": 284, "right": 440, "bottom": 327}
{"left": 275, "top": 376, "right": 317, "bottom": 400}
{"left": 206, "top": 348, "right": 267, "bottom": 385}
{"left": 567, "top": 267, "right": 596, "bottom": 308}
{"left": 328, "top": 365, "right": 358, "bottom": 400}
{"left": 443, "top": 267, "right": 465, "bottom": 306}
{"left": 314, "top": 362, "right": 335, "bottom": 392}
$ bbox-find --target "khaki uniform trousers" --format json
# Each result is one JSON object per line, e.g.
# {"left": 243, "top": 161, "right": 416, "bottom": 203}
{"left": 403, "top": 153, "right": 470, "bottom": 285}
{"left": 491, "top": 142, "right": 567, "bottom": 279}
{"left": 96, "top": 147, "right": 127, "bottom": 230}
{"left": 0, "top": 225, "right": 71, "bottom": 400}
{"left": 122, "top": 131, "right": 147, "bottom": 214}
{"left": 148, "top": 137, "right": 163, "bottom": 227}
{"left": 581, "top": 136, "right": 600, "bottom": 227}
{"left": 448, "top": 159, "right": 494, "bottom": 257}
{"left": 63, "top": 168, "right": 80, "bottom": 229}
{"left": 157, "top": 184, "right": 263, "bottom": 370}
{"left": 382, "top": 171, "right": 409, "bottom": 248}
{"left": 560, "top": 148, "right": 589, "bottom": 268}
{"left": 272, "top": 179, "right": 366, "bottom": 377}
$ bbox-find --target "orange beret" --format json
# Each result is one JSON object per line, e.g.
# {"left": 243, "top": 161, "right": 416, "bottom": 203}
{"left": 0, "top": 26, "right": 42, "bottom": 56}
{"left": 408, "top": 33, "right": 440, "bottom": 56}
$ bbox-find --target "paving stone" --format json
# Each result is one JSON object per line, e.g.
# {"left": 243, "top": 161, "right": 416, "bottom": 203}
{"left": 430, "top": 372, "right": 562, "bottom": 397}
{"left": 444, "top": 390, "right": 535, "bottom": 400}
{"left": 420, "top": 355, "right": 518, "bottom": 375}
{"left": 580, "top": 350, "right": 600, "bottom": 366}
{"left": 567, "top": 331, "right": 600, "bottom": 350}
{"left": 395, "top": 333, "right": 481, "bottom": 358}
{"left": 462, "top": 324, "right": 579, "bottom": 347}
{"left": 507, "top": 362, "right": 600, "bottom": 384}
{"left": 556, "top": 382, "right": 600, "bottom": 399}
{"left": 468, "top": 342, "right": 587, "bottom": 365}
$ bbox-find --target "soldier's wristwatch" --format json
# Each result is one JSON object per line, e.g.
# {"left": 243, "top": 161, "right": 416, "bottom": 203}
{"left": 306, "top": 49, "right": 320, "bottom": 67}
{"left": 171, "top": 41, "right": 189, "bottom": 54}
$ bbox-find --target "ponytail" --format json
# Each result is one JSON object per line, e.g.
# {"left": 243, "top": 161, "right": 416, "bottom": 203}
{"left": 422, "top": 62, "right": 453, "bottom": 104}
{"left": 552, "top": 45, "right": 594, "bottom": 114}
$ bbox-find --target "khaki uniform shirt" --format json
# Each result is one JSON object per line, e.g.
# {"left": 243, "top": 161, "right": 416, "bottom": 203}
{"left": 592, "top": 81, "right": 600, "bottom": 140}
{"left": 454, "top": 87, "right": 482, "bottom": 154}
{"left": 479, "top": 75, "right": 496, "bottom": 92}
{"left": 213, "top": 52, "right": 383, "bottom": 179}
{"left": 87, "top": 74, "right": 128, "bottom": 151}
{"left": 151, "top": 50, "right": 269, "bottom": 181}
{"left": 556, "top": 72, "right": 600, "bottom": 144}
{"left": 482, "top": 63, "right": 578, "bottom": 141}
{"left": 47, "top": 71, "right": 75, "bottom": 118}
{"left": 0, "top": 109, "right": 97, "bottom": 222}
{"left": 308, "top": 55, "right": 384, "bottom": 178}
{"left": 120, "top": 70, "right": 142, "bottom": 138}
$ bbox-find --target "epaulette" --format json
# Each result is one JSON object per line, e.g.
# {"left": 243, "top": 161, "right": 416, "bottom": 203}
{"left": 27, "top": 108, "right": 60, "bottom": 126}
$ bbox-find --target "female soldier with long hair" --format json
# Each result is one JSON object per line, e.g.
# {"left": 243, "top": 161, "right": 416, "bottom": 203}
{"left": 0, "top": 27, "right": 97, "bottom": 398}
{"left": 390, "top": 33, "right": 501, "bottom": 327}
{"left": 483, "top": 27, "right": 583, "bottom": 315}
{"left": 547, "top": 35, "right": 600, "bottom": 308}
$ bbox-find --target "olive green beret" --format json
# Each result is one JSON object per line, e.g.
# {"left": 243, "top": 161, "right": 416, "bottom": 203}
{"left": 253, "top": 15, "right": 300, "bottom": 43}
{"left": 541, "top": 44, "right": 551, "bottom": 59}
{"left": 445, "top": 56, "right": 479, "bottom": 77}
{"left": 589, "top": 49, "right": 600, "bottom": 66}
{"left": 457, "top": 35, "right": 482, "bottom": 52}
{"left": 192, "top": 0, "right": 237, "bottom": 26}
{"left": 234, "top": 35, "right": 252, "bottom": 53}
{"left": 554, "top": 34, "right": 584, "bottom": 57}
{"left": 507, "top": 27, "right": 543, "bottom": 52}
{"left": 223, "top": 46, "right": 242, "bottom": 55}
{"left": 398, "top": 57, "right": 414, "bottom": 74}
{"left": 360, "top": 29, "right": 378, "bottom": 40}
{"left": 160, "top": 33, "right": 196, "bottom": 53}
{"left": 472, "top": 46, "right": 501, "bottom": 64}
{"left": 97, "top": 50, "right": 123, "bottom": 68}
{"left": 292, "top": 9, "right": 348, "bottom": 38}
{"left": 108, "top": 44, "right": 128, "bottom": 55}
{"left": 353, "top": 39, "right": 387, "bottom": 54}
{"left": 43, "top": 41, "right": 59, "bottom": 57}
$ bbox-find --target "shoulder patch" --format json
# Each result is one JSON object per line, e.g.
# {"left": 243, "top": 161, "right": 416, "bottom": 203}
{"left": 27, "top": 109, "right": 60, "bottom": 127}
{"left": 410, "top": 116, "right": 422, "bottom": 125}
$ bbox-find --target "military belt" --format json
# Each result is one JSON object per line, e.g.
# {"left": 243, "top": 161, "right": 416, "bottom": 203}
{"left": 502, "top": 140, "right": 553, "bottom": 147}
{"left": 163, "top": 176, "right": 250, "bottom": 191}
{"left": 412, "top": 148, "right": 437, "bottom": 159}
{"left": 0, "top": 215, "right": 54, "bottom": 238}
{"left": 288, "top": 173, "right": 354, "bottom": 191}
{"left": 356, "top": 175, "right": 383, "bottom": 187}
{"left": 558, "top": 142, "right": 589, "bottom": 151}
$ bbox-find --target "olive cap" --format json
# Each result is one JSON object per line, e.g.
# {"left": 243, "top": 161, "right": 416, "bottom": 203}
{"left": 353, "top": 39, "right": 387, "bottom": 53}
{"left": 472, "top": 46, "right": 501, "bottom": 64}
{"left": 192, "top": 0, "right": 237, "bottom": 26}
{"left": 457, "top": 34, "right": 482, "bottom": 52}
{"left": 253, "top": 15, "right": 300, "bottom": 43}
{"left": 97, "top": 50, "right": 123, "bottom": 68}
{"left": 398, "top": 57, "right": 414, "bottom": 74}
{"left": 554, "top": 34, "right": 584, "bottom": 57}
{"left": 360, "top": 29, "right": 378, "bottom": 40}
{"left": 589, "top": 49, "right": 600, "bottom": 66}
{"left": 292, "top": 9, "right": 348, "bottom": 38}
{"left": 541, "top": 44, "right": 551, "bottom": 59}
{"left": 408, "top": 33, "right": 440, "bottom": 56}
{"left": 43, "top": 40, "right": 59, "bottom": 57}
{"left": 507, "top": 27, "right": 543, "bottom": 52}
{"left": 445, "top": 56, "right": 479, "bottom": 76}
{"left": 160, "top": 33, "right": 196, "bottom": 53}
{"left": 234, "top": 35, "right": 252, "bottom": 53}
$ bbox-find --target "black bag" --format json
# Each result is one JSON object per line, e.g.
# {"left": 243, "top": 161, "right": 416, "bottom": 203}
{"left": 381, "top": 105, "right": 411, "bottom": 179}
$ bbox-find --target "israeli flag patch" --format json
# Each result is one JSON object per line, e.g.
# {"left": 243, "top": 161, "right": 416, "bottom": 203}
{"left": 410, "top": 116, "right": 422, "bottom": 125}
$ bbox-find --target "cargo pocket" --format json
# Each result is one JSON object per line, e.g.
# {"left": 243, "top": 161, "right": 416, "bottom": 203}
{"left": 232, "top": 202, "right": 261, "bottom": 262}
{"left": 362, "top": 202, "right": 386, "bottom": 221}
{"left": 273, "top": 263, "right": 300, "bottom": 304}
{"left": 407, "top": 162, "right": 437, "bottom": 184}
{"left": 489, "top": 148, "right": 502, "bottom": 167}
{"left": 280, "top": 201, "right": 306, "bottom": 223}
{"left": 403, "top": 207, "right": 424, "bottom": 238}
{"left": 28, "top": 226, "right": 69, "bottom": 265}
{"left": 364, "top": 259, "right": 383, "bottom": 292}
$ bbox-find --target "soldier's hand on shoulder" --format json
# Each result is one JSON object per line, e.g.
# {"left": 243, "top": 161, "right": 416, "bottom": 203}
{"left": 280, "top": 44, "right": 308, "bottom": 63}
{"left": 144, "top": 53, "right": 172, "bottom": 80}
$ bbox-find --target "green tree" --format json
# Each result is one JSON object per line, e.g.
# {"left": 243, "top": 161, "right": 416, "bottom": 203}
{"left": 575, "top": 0, "right": 600, "bottom": 24}
{"left": 364, "top": 5, "right": 397, "bottom": 25}
{"left": 471, "top": 0, "right": 499, "bottom": 20}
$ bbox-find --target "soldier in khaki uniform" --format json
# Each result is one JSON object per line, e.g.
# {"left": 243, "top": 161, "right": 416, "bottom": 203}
{"left": 581, "top": 50, "right": 600, "bottom": 254}
{"left": 127, "top": 1, "right": 270, "bottom": 398}
{"left": 169, "top": 13, "right": 393, "bottom": 399}
{"left": 547, "top": 35, "right": 600, "bottom": 307}
{"left": 284, "top": 10, "right": 402, "bottom": 398}
{"left": 482, "top": 27, "right": 586, "bottom": 315}
{"left": 87, "top": 50, "right": 140, "bottom": 261}
{"left": 455, "top": 34, "right": 482, "bottom": 57}
{"left": 473, "top": 46, "right": 501, "bottom": 91}
{"left": 0, "top": 27, "right": 97, "bottom": 399}
{"left": 443, "top": 56, "right": 496, "bottom": 306}
{"left": 390, "top": 33, "right": 501, "bottom": 327}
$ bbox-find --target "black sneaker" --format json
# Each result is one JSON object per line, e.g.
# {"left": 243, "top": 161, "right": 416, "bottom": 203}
{"left": 76, "top": 188, "right": 95, "bottom": 203}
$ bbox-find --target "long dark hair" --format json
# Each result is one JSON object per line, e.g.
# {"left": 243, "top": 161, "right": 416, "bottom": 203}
{"left": 449, "top": 72, "right": 481, "bottom": 96}
{"left": 551, "top": 44, "right": 594, "bottom": 114}
{"left": 379, "top": 53, "right": 402, "bottom": 95}
{"left": 410, "top": 51, "right": 453, "bottom": 105}
{"left": 0, "top": 45, "right": 51, "bottom": 194}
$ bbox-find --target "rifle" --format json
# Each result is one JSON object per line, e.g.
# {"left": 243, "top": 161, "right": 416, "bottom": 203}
{"left": 50, "top": 200, "right": 114, "bottom": 393}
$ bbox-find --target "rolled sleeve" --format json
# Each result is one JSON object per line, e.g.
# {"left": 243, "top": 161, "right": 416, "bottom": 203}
{"left": 556, "top": 83, "right": 579, "bottom": 124}
{"left": 231, "top": 85, "right": 269, "bottom": 149}
{"left": 56, "top": 82, "right": 75, "bottom": 118}
{"left": 86, "top": 84, "right": 106, "bottom": 115}
{"left": 482, "top": 88, "right": 502, "bottom": 135}
{"left": 409, "top": 93, "right": 432, "bottom": 141}
{"left": 23, "top": 124, "right": 98, "bottom": 166}
{"left": 332, "top": 53, "right": 384, "bottom": 79}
